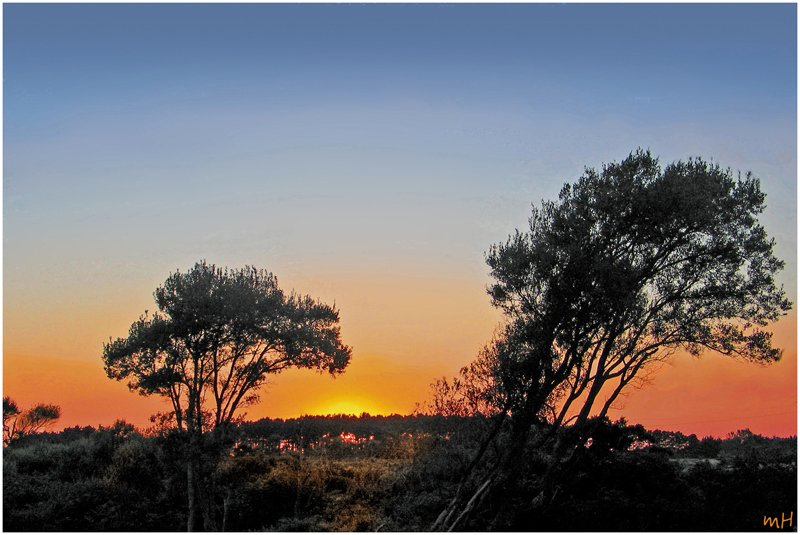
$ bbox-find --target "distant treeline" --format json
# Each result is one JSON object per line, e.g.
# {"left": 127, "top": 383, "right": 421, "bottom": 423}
{"left": 17, "top": 413, "right": 795, "bottom": 459}
{"left": 3, "top": 414, "right": 796, "bottom": 531}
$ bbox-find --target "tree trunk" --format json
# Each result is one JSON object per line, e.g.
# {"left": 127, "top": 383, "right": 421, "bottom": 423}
{"left": 187, "top": 456, "right": 197, "bottom": 532}
{"left": 293, "top": 468, "right": 303, "bottom": 518}
{"left": 186, "top": 430, "right": 204, "bottom": 531}
{"left": 434, "top": 418, "right": 533, "bottom": 531}
{"left": 221, "top": 490, "right": 232, "bottom": 532}
{"left": 434, "top": 416, "right": 585, "bottom": 532}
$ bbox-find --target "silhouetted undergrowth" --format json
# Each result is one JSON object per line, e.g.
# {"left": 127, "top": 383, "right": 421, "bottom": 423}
{"left": 3, "top": 416, "right": 796, "bottom": 531}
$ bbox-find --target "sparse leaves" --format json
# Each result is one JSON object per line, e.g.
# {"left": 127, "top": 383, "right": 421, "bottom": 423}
{"left": 3, "top": 396, "right": 61, "bottom": 445}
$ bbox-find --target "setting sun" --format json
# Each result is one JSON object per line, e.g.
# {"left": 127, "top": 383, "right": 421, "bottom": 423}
{"left": 313, "top": 397, "right": 387, "bottom": 417}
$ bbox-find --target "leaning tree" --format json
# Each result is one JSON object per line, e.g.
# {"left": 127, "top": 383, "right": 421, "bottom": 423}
{"left": 434, "top": 149, "right": 791, "bottom": 531}
{"left": 103, "top": 261, "right": 351, "bottom": 530}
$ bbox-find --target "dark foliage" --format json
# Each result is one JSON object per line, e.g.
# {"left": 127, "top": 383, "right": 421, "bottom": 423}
{"left": 103, "top": 261, "right": 352, "bottom": 434}
{"left": 4, "top": 415, "right": 795, "bottom": 532}
{"left": 101, "top": 261, "right": 352, "bottom": 530}
{"left": 429, "top": 150, "right": 792, "bottom": 531}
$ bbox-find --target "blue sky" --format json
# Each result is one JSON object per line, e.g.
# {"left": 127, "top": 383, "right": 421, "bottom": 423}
{"left": 3, "top": 3, "right": 797, "bottom": 429}
{"left": 5, "top": 3, "right": 796, "bottom": 271}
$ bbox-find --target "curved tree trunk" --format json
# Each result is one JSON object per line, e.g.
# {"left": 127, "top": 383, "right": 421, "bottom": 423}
{"left": 433, "top": 416, "right": 588, "bottom": 532}
{"left": 433, "top": 419, "right": 533, "bottom": 531}
{"left": 431, "top": 414, "right": 506, "bottom": 531}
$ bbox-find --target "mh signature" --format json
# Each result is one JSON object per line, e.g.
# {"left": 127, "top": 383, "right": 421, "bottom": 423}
{"left": 764, "top": 512, "right": 793, "bottom": 530}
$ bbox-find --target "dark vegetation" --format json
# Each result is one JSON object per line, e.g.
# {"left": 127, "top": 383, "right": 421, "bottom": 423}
{"left": 3, "top": 415, "right": 796, "bottom": 531}
{"left": 101, "top": 261, "right": 352, "bottom": 530}
{"left": 4, "top": 150, "right": 795, "bottom": 531}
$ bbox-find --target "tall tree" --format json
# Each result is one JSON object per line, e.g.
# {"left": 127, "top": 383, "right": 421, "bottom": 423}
{"left": 103, "top": 261, "right": 352, "bottom": 529}
{"left": 434, "top": 149, "right": 791, "bottom": 530}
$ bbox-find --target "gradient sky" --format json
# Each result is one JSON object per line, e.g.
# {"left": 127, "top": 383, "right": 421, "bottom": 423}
{"left": 3, "top": 3, "right": 797, "bottom": 438}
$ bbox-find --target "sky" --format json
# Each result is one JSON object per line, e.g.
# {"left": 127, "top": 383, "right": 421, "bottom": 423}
{"left": 3, "top": 3, "right": 797, "bottom": 438}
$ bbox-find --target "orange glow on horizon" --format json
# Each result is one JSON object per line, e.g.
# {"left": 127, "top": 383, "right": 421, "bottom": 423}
{"left": 607, "top": 311, "right": 798, "bottom": 438}
{"left": 2, "top": 271, "right": 796, "bottom": 439}
{"left": 3, "top": 353, "right": 168, "bottom": 430}
{"left": 309, "top": 397, "right": 388, "bottom": 417}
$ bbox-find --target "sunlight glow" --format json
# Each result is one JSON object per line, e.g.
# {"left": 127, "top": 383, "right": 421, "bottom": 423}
{"left": 314, "top": 397, "right": 385, "bottom": 417}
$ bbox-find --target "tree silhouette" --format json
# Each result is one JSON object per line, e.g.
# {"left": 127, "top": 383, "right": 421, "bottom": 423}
{"left": 424, "top": 341, "right": 504, "bottom": 418}
{"left": 102, "top": 261, "right": 351, "bottom": 529}
{"left": 3, "top": 396, "right": 61, "bottom": 445}
{"left": 434, "top": 149, "right": 791, "bottom": 530}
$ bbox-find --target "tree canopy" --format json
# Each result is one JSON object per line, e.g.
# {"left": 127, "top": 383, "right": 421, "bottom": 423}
{"left": 483, "top": 149, "right": 791, "bottom": 432}
{"left": 103, "top": 261, "right": 352, "bottom": 434}
{"left": 432, "top": 148, "right": 791, "bottom": 531}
